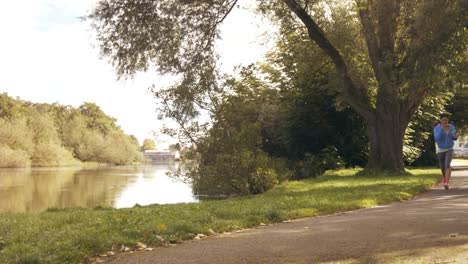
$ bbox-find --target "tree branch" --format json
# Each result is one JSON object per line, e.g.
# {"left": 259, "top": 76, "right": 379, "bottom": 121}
{"left": 403, "top": 81, "right": 429, "bottom": 122}
{"left": 282, "top": 0, "right": 374, "bottom": 120}
{"left": 356, "top": 0, "right": 382, "bottom": 82}
{"left": 376, "top": 1, "right": 398, "bottom": 57}
{"left": 217, "top": 0, "right": 238, "bottom": 25}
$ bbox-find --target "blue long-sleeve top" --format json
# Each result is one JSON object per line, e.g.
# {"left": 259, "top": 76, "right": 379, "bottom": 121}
{"left": 433, "top": 124, "right": 457, "bottom": 150}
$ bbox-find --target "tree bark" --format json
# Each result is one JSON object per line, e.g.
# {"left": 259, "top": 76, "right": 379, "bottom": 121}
{"left": 366, "top": 112, "right": 407, "bottom": 173}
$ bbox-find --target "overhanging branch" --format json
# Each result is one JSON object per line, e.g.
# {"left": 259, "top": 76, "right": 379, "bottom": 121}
{"left": 282, "top": 0, "right": 374, "bottom": 120}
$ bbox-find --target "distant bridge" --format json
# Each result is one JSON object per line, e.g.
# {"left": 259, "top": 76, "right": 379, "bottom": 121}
{"left": 144, "top": 151, "right": 180, "bottom": 163}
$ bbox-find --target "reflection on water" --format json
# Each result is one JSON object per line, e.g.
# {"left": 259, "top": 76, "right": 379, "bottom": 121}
{"left": 0, "top": 163, "right": 197, "bottom": 213}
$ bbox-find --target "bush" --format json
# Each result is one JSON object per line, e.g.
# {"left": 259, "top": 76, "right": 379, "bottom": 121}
{"left": 0, "top": 145, "right": 30, "bottom": 167}
{"left": 28, "top": 112, "right": 79, "bottom": 167}
{"left": 192, "top": 150, "right": 253, "bottom": 196}
{"left": 0, "top": 117, "right": 34, "bottom": 167}
{"left": 74, "top": 130, "right": 142, "bottom": 165}
{"left": 293, "top": 146, "right": 344, "bottom": 179}
{"left": 0, "top": 118, "right": 34, "bottom": 153}
{"left": 31, "top": 143, "right": 77, "bottom": 167}
{"left": 102, "top": 132, "right": 141, "bottom": 165}
{"left": 191, "top": 150, "right": 289, "bottom": 197}
{"left": 75, "top": 131, "right": 106, "bottom": 162}
{"left": 250, "top": 168, "right": 278, "bottom": 194}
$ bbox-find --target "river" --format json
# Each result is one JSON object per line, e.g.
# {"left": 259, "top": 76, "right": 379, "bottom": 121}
{"left": 0, "top": 163, "right": 197, "bottom": 213}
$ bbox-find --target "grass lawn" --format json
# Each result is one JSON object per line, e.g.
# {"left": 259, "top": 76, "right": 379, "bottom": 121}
{"left": 0, "top": 168, "right": 439, "bottom": 264}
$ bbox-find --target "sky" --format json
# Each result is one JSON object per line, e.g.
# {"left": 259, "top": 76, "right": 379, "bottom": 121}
{"left": 0, "top": 0, "right": 274, "bottom": 148}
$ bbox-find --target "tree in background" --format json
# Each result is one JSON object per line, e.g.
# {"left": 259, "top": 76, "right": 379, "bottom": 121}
{"left": 0, "top": 117, "right": 32, "bottom": 167}
{"left": 258, "top": 29, "right": 368, "bottom": 168}
{"left": 128, "top": 135, "right": 140, "bottom": 147}
{"left": 27, "top": 109, "right": 77, "bottom": 167}
{"left": 0, "top": 94, "right": 143, "bottom": 167}
{"left": 447, "top": 87, "right": 468, "bottom": 134}
{"left": 168, "top": 143, "right": 181, "bottom": 152}
{"left": 189, "top": 71, "right": 291, "bottom": 195}
{"left": 0, "top": 93, "right": 25, "bottom": 120}
{"left": 89, "top": 0, "right": 466, "bottom": 173}
{"left": 141, "top": 138, "right": 157, "bottom": 151}
{"left": 79, "top": 102, "right": 119, "bottom": 135}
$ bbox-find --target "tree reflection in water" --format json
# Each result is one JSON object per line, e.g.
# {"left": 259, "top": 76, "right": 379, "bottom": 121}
{"left": 0, "top": 163, "right": 196, "bottom": 213}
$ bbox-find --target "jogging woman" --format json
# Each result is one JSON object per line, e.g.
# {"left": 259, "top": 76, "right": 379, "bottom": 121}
{"left": 433, "top": 114, "right": 458, "bottom": 190}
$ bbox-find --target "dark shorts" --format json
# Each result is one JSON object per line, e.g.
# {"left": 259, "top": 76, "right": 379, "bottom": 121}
{"left": 437, "top": 149, "right": 453, "bottom": 170}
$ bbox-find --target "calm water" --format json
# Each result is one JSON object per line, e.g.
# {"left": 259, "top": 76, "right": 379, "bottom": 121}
{"left": 0, "top": 163, "right": 197, "bottom": 213}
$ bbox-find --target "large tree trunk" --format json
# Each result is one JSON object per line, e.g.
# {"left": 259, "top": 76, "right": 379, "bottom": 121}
{"left": 366, "top": 114, "right": 407, "bottom": 173}
{"left": 364, "top": 43, "right": 409, "bottom": 173}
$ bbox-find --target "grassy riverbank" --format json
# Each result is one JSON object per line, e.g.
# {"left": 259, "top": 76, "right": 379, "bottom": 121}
{"left": 0, "top": 168, "right": 439, "bottom": 264}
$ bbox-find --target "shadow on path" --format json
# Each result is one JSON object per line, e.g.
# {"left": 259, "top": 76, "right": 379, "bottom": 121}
{"left": 109, "top": 170, "right": 468, "bottom": 264}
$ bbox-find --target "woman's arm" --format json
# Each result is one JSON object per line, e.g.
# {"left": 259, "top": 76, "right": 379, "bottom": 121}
{"left": 451, "top": 125, "right": 459, "bottom": 140}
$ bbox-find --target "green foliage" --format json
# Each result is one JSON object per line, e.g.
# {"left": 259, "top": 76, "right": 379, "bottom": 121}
{"left": 79, "top": 102, "right": 118, "bottom": 135}
{"left": 0, "top": 93, "right": 27, "bottom": 120}
{"left": 192, "top": 118, "right": 288, "bottom": 196}
{"left": 88, "top": 0, "right": 234, "bottom": 79}
{"left": 89, "top": 0, "right": 466, "bottom": 174}
{"left": 141, "top": 138, "right": 156, "bottom": 151}
{"left": 293, "top": 147, "right": 344, "bottom": 179}
{"left": 168, "top": 143, "right": 181, "bottom": 152}
{"left": 102, "top": 132, "right": 143, "bottom": 165}
{"left": 27, "top": 110, "right": 76, "bottom": 167}
{"left": 167, "top": 26, "right": 369, "bottom": 194}
{"left": 90, "top": 0, "right": 369, "bottom": 181}
{"left": 128, "top": 135, "right": 139, "bottom": 147}
{"left": 0, "top": 117, "right": 33, "bottom": 168}
{"left": 75, "top": 130, "right": 106, "bottom": 162}
{"left": 250, "top": 167, "right": 279, "bottom": 194}
{"left": 404, "top": 93, "right": 453, "bottom": 165}
{"left": 188, "top": 48, "right": 365, "bottom": 192}
{"left": 71, "top": 125, "right": 142, "bottom": 165}
{"left": 258, "top": 29, "right": 368, "bottom": 167}
{"left": 0, "top": 94, "right": 142, "bottom": 167}
{"left": 0, "top": 168, "right": 439, "bottom": 264}
{"left": 53, "top": 102, "right": 143, "bottom": 165}
{"left": 447, "top": 87, "right": 468, "bottom": 134}
{"left": 0, "top": 117, "right": 34, "bottom": 153}
{"left": 0, "top": 145, "right": 30, "bottom": 168}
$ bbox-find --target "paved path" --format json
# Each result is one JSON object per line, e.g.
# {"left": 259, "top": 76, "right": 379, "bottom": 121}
{"left": 109, "top": 169, "right": 468, "bottom": 264}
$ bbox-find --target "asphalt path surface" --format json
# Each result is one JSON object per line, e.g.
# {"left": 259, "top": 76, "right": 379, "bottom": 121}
{"left": 108, "top": 167, "right": 468, "bottom": 264}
